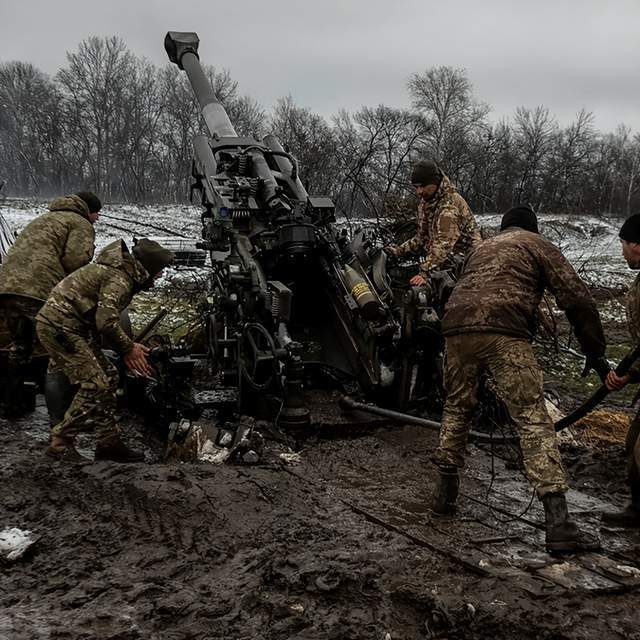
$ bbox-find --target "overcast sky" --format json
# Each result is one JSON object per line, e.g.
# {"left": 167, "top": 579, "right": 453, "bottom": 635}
{"left": 1, "top": 0, "right": 639, "bottom": 132}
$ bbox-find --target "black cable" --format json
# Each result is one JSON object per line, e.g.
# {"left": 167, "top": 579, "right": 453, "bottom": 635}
{"left": 476, "top": 415, "right": 537, "bottom": 525}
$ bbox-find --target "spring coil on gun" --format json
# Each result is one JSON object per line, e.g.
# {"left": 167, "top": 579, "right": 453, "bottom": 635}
{"left": 238, "top": 153, "right": 249, "bottom": 176}
{"left": 232, "top": 210, "right": 250, "bottom": 220}
{"left": 270, "top": 292, "right": 280, "bottom": 318}
{"left": 249, "top": 178, "right": 259, "bottom": 197}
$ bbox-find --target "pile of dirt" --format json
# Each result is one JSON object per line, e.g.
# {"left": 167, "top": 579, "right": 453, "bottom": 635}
{"left": 575, "top": 409, "right": 631, "bottom": 447}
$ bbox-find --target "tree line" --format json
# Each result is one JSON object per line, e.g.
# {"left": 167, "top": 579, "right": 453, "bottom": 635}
{"left": 1, "top": 36, "right": 639, "bottom": 217}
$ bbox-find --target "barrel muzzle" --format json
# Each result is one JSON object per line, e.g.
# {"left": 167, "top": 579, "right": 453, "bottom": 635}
{"left": 165, "top": 31, "right": 200, "bottom": 69}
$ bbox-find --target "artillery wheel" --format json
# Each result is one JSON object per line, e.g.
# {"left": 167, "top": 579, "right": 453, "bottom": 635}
{"left": 239, "top": 322, "right": 278, "bottom": 391}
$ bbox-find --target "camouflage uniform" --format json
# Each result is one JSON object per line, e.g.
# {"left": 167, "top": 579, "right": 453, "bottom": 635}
{"left": 0, "top": 195, "right": 95, "bottom": 413}
{"left": 396, "top": 175, "right": 481, "bottom": 274}
{"left": 623, "top": 273, "right": 640, "bottom": 484}
{"left": 35, "top": 240, "right": 149, "bottom": 442}
{"left": 435, "top": 227, "right": 606, "bottom": 497}
{"left": 0, "top": 195, "right": 95, "bottom": 301}
{"left": 0, "top": 194, "right": 95, "bottom": 359}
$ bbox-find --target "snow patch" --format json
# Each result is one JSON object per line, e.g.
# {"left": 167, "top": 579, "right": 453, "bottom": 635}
{"left": 0, "top": 203, "right": 634, "bottom": 289}
{"left": 0, "top": 527, "right": 36, "bottom": 562}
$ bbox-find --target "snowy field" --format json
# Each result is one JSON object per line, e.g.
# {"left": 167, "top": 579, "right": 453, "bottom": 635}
{"left": 0, "top": 199, "right": 632, "bottom": 292}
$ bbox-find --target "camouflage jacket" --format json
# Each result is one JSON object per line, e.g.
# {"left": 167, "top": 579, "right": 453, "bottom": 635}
{"left": 442, "top": 227, "right": 606, "bottom": 358}
{"left": 625, "top": 273, "right": 640, "bottom": 379}
{"left": 0, "top": 195, "right": 95, "bottom": 301}
{"left": 397, "top": 176, "right": 481, "bottom": 273}
{"left": 37, "top": 240, "right": 149, "bottom": 355}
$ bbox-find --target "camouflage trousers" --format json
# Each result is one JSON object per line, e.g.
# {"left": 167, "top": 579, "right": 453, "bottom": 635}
{"left": 36, "top": 319, "right": 120, "bottom": 441}
{"left": 435, "top": 333, "right": 568, "bottom": 497}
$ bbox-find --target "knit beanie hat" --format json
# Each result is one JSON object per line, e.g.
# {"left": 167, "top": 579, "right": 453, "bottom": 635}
{"left": 410, "top": 159, "right": 442, "bottom": 186}
{"left": 619, "top": 214, "right": 640, "bottom": 244}
{"left": 75, "top": 191, "right": 102, "bottom": 213}
{"left": 132, "top": 238, "right": 175, "bottom": 277}
{"left": 500, "top": 205, "right": 539, "bottom": 234}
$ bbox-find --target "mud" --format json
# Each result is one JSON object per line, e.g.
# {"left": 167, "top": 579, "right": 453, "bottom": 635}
{"left": 2, "top": 397, "right": 640, "bottom": 640}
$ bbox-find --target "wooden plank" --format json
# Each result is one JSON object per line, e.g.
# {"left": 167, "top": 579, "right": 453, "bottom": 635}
{"left": 536, "top": 561, "right": 626, "bottom": 592}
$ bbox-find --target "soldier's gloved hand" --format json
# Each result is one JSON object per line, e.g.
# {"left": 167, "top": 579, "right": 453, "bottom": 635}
{"left": 384, "top": 244, "right": 402, "bottom": 258}
{"left": 605, "top": 370, "right": 631, "bottom": 391}
{"left": 124, "top": 342, "right": 153, "bottom": 377}
{"left": 581, "top": 355, "right": 611, "bottom": 382}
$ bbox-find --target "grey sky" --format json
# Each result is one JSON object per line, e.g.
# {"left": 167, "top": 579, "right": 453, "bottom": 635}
{"left": 1, "top": 0, "right": 639, "bottom": 132}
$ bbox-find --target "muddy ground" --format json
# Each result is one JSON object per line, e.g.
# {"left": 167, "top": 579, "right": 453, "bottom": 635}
{"left": 2, "top": 389, "right": 640, "bottom": 640}
{"left": 2, "top": 205, "right": 640, "bottom": 638}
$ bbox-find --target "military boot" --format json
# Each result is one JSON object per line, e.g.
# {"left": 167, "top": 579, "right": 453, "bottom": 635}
{"left": 45, "top": 435, "right": 90, "bottom": 464}
{"left": 95, "top": 434, "right": 144, "bottom": 463}
{"left": 601, "top": 482, "right": 640, "bottom": 528}
{"left": 431, "top": 465, "right": 459, "bottom": 516}
{"left": 542, "top": 492, "right": 600, "bottom": 553}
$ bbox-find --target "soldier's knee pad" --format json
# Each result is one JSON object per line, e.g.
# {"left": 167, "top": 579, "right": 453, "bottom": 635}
{"left": 45, "top": 371, "right": 77, "bottom": 426}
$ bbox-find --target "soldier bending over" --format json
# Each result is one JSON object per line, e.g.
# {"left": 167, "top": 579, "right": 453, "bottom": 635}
{"left": 36, "top": 239, "right": 174, "bottom": 463}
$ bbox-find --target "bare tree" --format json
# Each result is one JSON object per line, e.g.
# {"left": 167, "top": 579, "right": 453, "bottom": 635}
{"left": 57, "top": 36, "right": 138, "bottom": 197}
{"left": 2, "top": 40, "right": 639, "bottom": 216}
{"left": 551, "top": 109, "right": 597, "bottom": 212}
{"left": 613, "top": 126, "right": 640, "bottom": 215}
{"left": 0, "top": 61, "right": 63, "bottom": 194}
{"left": 114, "top": 57, "right": 166, "bottom": 200}
{"left": 269, "top": 96, "right": 339, "bottom": 195}
{"left": 332, "top": 106, "right": 427, "bottom": 218}
{"left": 512, "top": 106, "right": 558, "bottom": 208}
{"left": 407, "top": 66, "right": 490, "bottom": 181}
{"left": 226, "top": 95, "right": 266, "bottom": 137}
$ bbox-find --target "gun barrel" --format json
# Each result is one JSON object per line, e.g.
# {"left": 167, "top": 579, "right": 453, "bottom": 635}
{"left": 165, "top": 31, "right": 236, "bottom": 138}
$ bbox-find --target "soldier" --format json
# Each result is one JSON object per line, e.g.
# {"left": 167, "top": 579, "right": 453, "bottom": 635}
{"left": 35, "top": 238, "right": 174, "bottom": 463}
{"left": 0, "top": 192, "right": 100, "bottom": 415}
{"left": 432, "top": 205, "right": 609, "bottom": 553}
{"left": 601, "top": 214, "right": 640, "bottom": 527}
{"left": 385, "top": 159, "right": 481, "bottom": 286}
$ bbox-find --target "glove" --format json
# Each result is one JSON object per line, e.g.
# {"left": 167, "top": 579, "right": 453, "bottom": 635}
{"left": 384, "top": 244, "right": 402, "bottom": 258}
{"left": 581, "top": 355, "right": 611, "bottom": 382}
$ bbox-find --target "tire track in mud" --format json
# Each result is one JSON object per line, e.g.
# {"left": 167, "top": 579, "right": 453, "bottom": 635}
{"left": 281, "top": 465, "right": 491, "bottom": 579}
{"left": 99, "top": 212, "right": 189, "bottom": 239}
{"left": 81, "top": 467, "right": 214, "bottom": 556}
{"left": 300, "top": 429, "right": 640, "bottom": 603}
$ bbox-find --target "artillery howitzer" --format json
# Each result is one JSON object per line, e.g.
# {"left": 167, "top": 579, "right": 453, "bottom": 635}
{"left": 145, "top": 32, "right": 513, "bottom": 449}
{"left": 162, "top": 31, "right": 423, "bottom": 428}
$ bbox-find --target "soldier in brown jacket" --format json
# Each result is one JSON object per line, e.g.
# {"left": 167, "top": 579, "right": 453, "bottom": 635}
{"left": 433, "top": 205, "right": 608, "bottom": 553}
{"left": 601, "top": 214, "right": 640, "bottom": 527}
{"left": 0, "top": 192, "right": 100, "bottom": 415}
{"left": 36, "top": 238, "right": 174, "bottom": 463}
{"left": 385, "top": 159, "right": 481, "bottom": 286}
